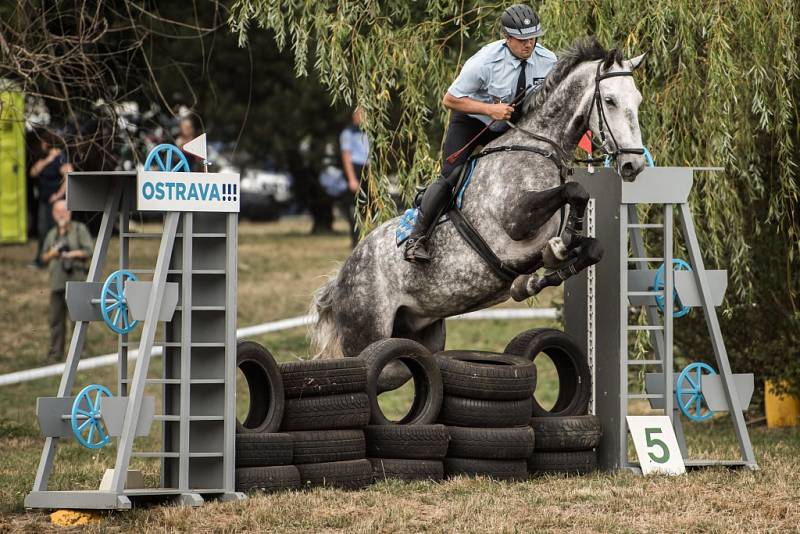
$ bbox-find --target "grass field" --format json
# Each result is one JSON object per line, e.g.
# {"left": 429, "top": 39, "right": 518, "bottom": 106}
{"left": 0, "top": 217, "right": 798, "bottom": 532}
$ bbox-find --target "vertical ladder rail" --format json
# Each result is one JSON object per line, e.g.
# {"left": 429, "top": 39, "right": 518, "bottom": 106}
{"left": 618, "top": 203, "right": 630, "bottom": 468}
{"left": 223, "top": 212, "right": 238, "bottom": 493}
{"left": 179, "top": 213, "right": 192, "bottom": 490}
{"left": 677, "top": 204, "right": 757, "bottom": 466}
{"left": 586, "top": 199, "right": 597, "bottom": 414}
{"left": 118, "top": 190, "right": 131, "bottom": 397}
{"left": 111, "top": 211, "right": 180, "bottom": 493}
{"left": 664, "top": 205, "right": 674, "bottom": 421}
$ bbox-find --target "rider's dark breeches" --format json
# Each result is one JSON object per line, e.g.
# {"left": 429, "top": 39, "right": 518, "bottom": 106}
{"left": 415, "top": 113, "right": 502, "bottom": 230}
{"left": 440, "top": 112, "right": 502, "bottom": 178}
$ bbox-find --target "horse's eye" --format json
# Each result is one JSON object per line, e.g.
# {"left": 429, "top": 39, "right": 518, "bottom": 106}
{"left": 604, "top": 96, "right": 617, "bottom": 107}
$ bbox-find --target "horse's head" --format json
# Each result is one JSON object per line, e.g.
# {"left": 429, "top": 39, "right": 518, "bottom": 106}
{"left": 521, "top": 39, "right": 649, "bottom": 181}
{"left": 586, "top": 51, "right": 648, "bottom": 180}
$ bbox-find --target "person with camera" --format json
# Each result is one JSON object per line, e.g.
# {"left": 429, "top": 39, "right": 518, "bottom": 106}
{"left": 40, "top": 200, "right": 93, "bottom": 362}
{"left": 29, "top": 133, "right": 73, "bottom": 268}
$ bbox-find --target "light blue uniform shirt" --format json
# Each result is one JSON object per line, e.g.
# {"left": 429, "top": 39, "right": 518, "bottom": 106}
{"left": 339, "top": 125, "right": 370, "bottom": 166}
{"left": 447, "top": 40, "right": 557, "bottom": 132}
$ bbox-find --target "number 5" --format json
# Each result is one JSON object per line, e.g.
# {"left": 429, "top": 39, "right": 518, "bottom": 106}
{"left": 645, "top": 428, "right": 670, "bottom": 464}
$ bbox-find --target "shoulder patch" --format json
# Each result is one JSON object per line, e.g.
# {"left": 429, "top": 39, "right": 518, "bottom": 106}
{"left": 535, "top": 44, "right": 557, "bottom": 62}
{"left": 480, "top": 39, "right": 508, "bottom": 63}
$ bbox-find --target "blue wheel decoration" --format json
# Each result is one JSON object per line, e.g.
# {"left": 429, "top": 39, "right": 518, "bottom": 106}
{"left": 654, "top": 259, "right": 692, "bottom": 318}
{"left": 144, "top": 143, "right": 190, "bottom": 172}
{"left": 676, "top": 362, "right": 717, "bottom": 421}
{"left": 71, "top": 384, "right": 113, "bottom": 449}
{"left": 603, "top": 146, "right": 655, "bottom": 168}
{"left": 101, "top": 269, "right": 139, "bottom": 334}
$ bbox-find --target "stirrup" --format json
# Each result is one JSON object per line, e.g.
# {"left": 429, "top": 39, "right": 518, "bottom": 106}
{"left": 404, "top": 236, "right": 431, "bottom": 264}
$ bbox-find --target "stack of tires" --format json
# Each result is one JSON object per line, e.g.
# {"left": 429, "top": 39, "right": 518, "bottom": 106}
{"left": 504, "top": 328, "right": 602, "bottom": 475}
{"left": 279, "top": 358, "right": 372, "bottom": 490}
{"left": 435, "top": 351, "right": 537, "bottom": 481}
{"left": 235, "top": 342, "right": 300, "bottom": 492}
{"left": 359, "top": 339, "right": 448, "bottom": 482}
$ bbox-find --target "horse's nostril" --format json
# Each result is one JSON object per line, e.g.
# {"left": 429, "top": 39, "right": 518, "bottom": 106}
{"left": 621, "top": 162, "right": 635, "bottom": 175}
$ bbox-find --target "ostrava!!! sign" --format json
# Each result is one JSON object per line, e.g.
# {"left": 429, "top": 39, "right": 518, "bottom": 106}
{"left": 137, "top": 171, "right": 240, "bottom": 212}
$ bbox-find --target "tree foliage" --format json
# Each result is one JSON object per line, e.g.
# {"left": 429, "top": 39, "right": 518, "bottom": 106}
{"left": 231, "top": 0, "right": 800, "bottom": 392}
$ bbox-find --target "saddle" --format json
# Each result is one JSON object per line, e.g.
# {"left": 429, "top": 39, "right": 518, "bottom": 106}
{"left": 395, "top": 162, "right": 469, "bottom": 247}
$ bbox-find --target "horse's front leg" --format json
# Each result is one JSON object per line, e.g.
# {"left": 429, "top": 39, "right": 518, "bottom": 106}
{"left": 504, "top": 182, "right": 593, "bottom": 301}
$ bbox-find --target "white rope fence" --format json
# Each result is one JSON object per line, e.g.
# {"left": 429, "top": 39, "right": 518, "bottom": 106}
{"left": 0, "top": 307, "right": 557, "bottom": 387}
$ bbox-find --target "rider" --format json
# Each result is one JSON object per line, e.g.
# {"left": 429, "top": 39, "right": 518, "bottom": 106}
{"left": 404, "top": 4, "right": 557, "bottom": 263}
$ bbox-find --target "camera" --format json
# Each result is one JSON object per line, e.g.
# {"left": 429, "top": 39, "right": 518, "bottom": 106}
{"left": 55, "top": 240, "right": 74, "bottom": 273}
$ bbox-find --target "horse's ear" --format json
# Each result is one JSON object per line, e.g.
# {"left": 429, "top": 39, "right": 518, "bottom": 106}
{"left": 628, "top": 52, "right": 647, "bottom": 70}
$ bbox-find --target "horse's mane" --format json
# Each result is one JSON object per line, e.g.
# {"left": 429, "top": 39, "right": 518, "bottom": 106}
{"left": 523, "top": 37, "right": 623, "bottom": 113}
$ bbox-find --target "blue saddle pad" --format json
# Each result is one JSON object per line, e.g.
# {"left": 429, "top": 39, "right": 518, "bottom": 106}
{"left": 396, "top": 208, "right": 418, "bottom": 246}
{"left": 395, "top": 159, "right": 479, "bottom": 247}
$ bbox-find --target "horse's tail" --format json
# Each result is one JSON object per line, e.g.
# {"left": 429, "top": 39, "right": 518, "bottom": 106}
{"left": 309, "top": 269, "right": 344, "bottom": 359}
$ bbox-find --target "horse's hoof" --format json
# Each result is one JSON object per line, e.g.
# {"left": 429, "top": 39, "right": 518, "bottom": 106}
{"left": 511, "top": 275, "right": 532, "bottom": 301}
{"left": 543, "top": 237, "right": 568, "bottom": 268}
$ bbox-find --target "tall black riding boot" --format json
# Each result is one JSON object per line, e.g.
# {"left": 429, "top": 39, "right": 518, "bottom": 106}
{"left": 404, "top": 177, "right": 453, "bottom": 264}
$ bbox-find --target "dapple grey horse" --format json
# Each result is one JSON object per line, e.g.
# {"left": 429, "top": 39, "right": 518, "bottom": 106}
{"left": 311, "top": 39, "right": 647, "bottom": 377}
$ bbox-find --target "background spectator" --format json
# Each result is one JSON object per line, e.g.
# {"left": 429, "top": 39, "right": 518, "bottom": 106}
{"left": 40, "top": 200, "right": 93, "bottom": 362}
{"left": 339, "top": 106, "right": 370, "bottom": 247}
{"left": 29, "top": 133, "right": 73, "bottom": 268}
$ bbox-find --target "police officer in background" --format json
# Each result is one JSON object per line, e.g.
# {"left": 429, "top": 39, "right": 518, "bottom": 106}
{"left": 340, "top": 106, "right": 371, "bottom": 247}
{"left": 404, "top": 4, "right": 556, "bottom": 263}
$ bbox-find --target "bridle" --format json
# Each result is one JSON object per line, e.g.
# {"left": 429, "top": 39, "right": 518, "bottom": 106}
{"left": 587, "top": 61, "right": 645, "bottom": 162}
{"left": 509, "top": 60, "right": 645, "bottom": 168}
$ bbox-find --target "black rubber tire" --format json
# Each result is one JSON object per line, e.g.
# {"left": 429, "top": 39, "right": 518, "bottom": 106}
{"left": 370, "top": 458, "right": 444, "bottom": 481}
{"left": 444, "top": 458, "right": 527, "bottom": 481}
{"left": 235, "top": 465, "right": 301, "bottom": 492}
{"left": 503, "top": 329, "right": 591, "bottom": 417}
{"left": 236, "top": 341, "right": 285, "bottom": 434}
{"left": 364, "top": 424, "right": 449, "bottom": 460}
{"left": 437, "top": 396, "right": 532, "bottom": 428}
{"left": 359, "top": 338, "right": 443, "bottom": 425}
{"left": 280, "top": 393, "right": 370, "bottom": 431}
{"left": 435, "top": 350, "right": 537, "bottom": 401}
{"left": 528, "top": 450, "right": 598, "bottom": 475}
{"left": 503, "top": 328, "right": 563, "bottom": 357}
{"left": 446, "top": 426, "right": 535, "bottom": 460}
{"left": 296, "top": 459, "right": 373, "bottom": 490}
{"left": 279, "top": 358, "right": 367, "bottom": 398}
{"left": 235, "top": 432, "right": 293, "bottom": 467}
{"left": 289, "top": 430, "right": 366, "bottom": 464}
{"left": 530, "top": 415, "right": 602, "bottom": 451}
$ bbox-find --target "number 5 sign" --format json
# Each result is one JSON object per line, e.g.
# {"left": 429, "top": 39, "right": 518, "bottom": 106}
{"left": 626, "top": 416, "right": 686, "bottom": 475}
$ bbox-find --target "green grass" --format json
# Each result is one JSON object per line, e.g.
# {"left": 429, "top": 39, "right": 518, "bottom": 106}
{"left": 0, "top": 217, "right": 798, "bottom": 531}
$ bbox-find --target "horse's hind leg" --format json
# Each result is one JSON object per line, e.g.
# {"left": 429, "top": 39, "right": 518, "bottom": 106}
{"left": 512, "top": 237, "right": 603, "bottom": 300}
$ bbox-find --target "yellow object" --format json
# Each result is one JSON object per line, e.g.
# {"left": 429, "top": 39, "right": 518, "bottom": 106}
{"left": 50, "top": 509, "right": 102, "bottom": 526}
{"left": 765, "top": 380, "right": 800, "bottom": 428}
{"left": 0, "top": 87, "right": 27, "bottom": 244}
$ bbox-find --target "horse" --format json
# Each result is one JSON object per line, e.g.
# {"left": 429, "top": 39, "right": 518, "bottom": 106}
{"left": 311, "top": 38, "right": 647, "bottom": 384}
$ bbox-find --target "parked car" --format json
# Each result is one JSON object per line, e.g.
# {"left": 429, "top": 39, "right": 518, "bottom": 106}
{"left": 239, "top": 169, "right": 293, "bottom": 221}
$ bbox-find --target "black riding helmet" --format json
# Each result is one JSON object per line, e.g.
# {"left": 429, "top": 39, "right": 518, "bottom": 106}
{"left": 500, "top": 4, "right": 545, "bottom": 40}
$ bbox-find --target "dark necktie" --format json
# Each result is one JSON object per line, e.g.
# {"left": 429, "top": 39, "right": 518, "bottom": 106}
{"left": 510, "top": 59, "right": 527, "bottom": 123}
